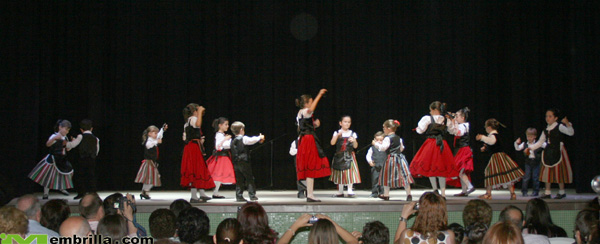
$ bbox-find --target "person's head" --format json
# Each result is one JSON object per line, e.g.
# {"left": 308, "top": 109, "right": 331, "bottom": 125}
{"left": 54, "top": 119, "right": 72, "bottom": 136}
{"left": 59, "top": 216, "right": 92, "bottom": 237}
{"left": 360, "top": 221, "right": 389, "bottom": 244}
{"left": 429, "top": 101, "right": 448, "bottom": 115}
{"left": 482, "top": 221, "right": 524, "bottom": 244}
{"left": 170, "top": 199, "right": 192, "bottom": 218}
{"left": 525, "top": 128, "right": 538, "bottom": 143}
{"left": 103, "top": 193, "right": 124, "bottom": 216}
{"left": 231, "top": 121, "right": 245, "bottom": 136}
{"left": 308, "top": 219, "right": 338, "bottom": 244}
{"left": 79, "top": 192, "right": 104, "bottom": 221}
{"left": 382, "top": 119, "right": 400, "bottom": 134}
{"left": 545, "top": 108, "right": 560, "bottom": 125}
{"left": 587, "top": 197, "right": 600, "bottom": 211}
{"left": 237, "top": 202, "right": 277, "bottom": 244}
{"left": 574, "top": 210, "right": 600, "bottom": 244}
{"left": 338, "top": 115, "right": 352, "bottom": 130}
{"left": 499, "top": 205, "right": 524, "bottom": 229}
{"left": 373, "top": 131, "right": 385, "bottom": 143}
{"left": 212, "top": 117, "right": 230, "bottom": 133}
{"left": 465, "top": 222, "right": 488, "bottom": 244}
{"left": 97, "top": 214, "right": 128, "bottom": 244}
{"left": 0, "top": 206, "right": 28, "bottom": 236}
{"left": 80, "top": 119, "right": 93, "bottom": 132}
{"left": 16, "top": 194, "right": 41, "bottom": 221}
{"left": 213, "top": 218, "right": 243, "bottom": 244}
{"left": 524, "top": 198, "right": 556, "bottom": 237}
{"left": 177, "top": 207, "right": 210, "bottom": 244}
{"left": 448, "top": 223, "right": 465, "bottom": 244}
{"left": 484, "top": 118, "right": 504, "bottom": 133}
{"left": 463, "top": 199, "right": 493, "bottom": 227}
{"left": 411, "top": 192, "right": 448, "bottom": 238}
{"left": 455, "top": 107, "right": 470, "bottom": 124}
{"left": 41, "top": 199, "right": 70, "bottom": 233}
{"left": 149, "top": 209, "right": 177, "bottom": 239}
{"left": 295, "top": 94, "right": 313, "bottom": 109}
{"left": 143, "top": 125, "right": 160, "bottom": 144}
{"left": 183, "top": 103, "right": 201, "bottom": 120}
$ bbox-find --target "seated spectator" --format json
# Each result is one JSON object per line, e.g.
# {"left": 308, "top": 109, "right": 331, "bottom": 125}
{"left": 177, "top": 207, "right": 211, "bottom": 244}
{"left": 170, "top": 199, "right": 192, "bottom": 218}
{"left": 15, "top": 194, "right": 59, "bottom": 238}
{"left": 0, "top": 206, "right": 28, "bottom": 237}
{"left": 237, "top": 202, "right": 278, "bottom": 244}
{"left": 463, "top": 199, "right": 493, "bottom": 228}
{"left": 574, "top": 209, "right": 600, "bottom": 244}
{"left": 59, "top": 216, "right": 92, "bottom": 237}
{"left": 352, "top": 221, "right": 389, "bottom": 244}
{"left": 149, "top": 209, "right": 177, "bottom": 240}
{"left": 98, "top": 214, "right": 128, "bottom": 244}
{"left": 277, "top": 214, "right": 358, "bottom": 244}
{"left": 483, "top": 221, "right": 524, "bottom": 244}
{"left": 394, "top": 192, "right": 455, "bottom": 244}
{"left": 523, "top": 198, "right": 567, "bottom": 238}
{"left": 448, "top": 223, "right": 465, "bottom": 244}
{"left": 214, "top": 218, "right": 243, "bottom": 244}
{"left": 103, "top": 193, "right": 146, "bottom": 237}
{"left": 498, "top": 205, "right": 549, "bottom": 244}
{"left": 464, "top": 222, "right": 488, "bottom": 244}
{"left": 41, "top": 199, "right": 70, "bottom": 233}
{"left": 79, "top": 192, "right": 104, "bottom": 233}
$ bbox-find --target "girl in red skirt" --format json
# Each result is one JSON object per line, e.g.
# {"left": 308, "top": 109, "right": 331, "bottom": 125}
{"left": 181, "top": 103, "right": 215, "bottom": 203}
{"left": 410, "top": 101, "right": 459, "bottom": 197}
{"left": 296, "top": 88, "right": 330, "bottom": 202}
{"left": 135, "top": 123, "right": 167, "bottom": 200}
{"left": 206, "top": 117, "right": 236, "bottom": 199}
{"left": 528, "top": 108, "right": 574, "bottom": 199}
{"left": 476, "top": 118, "right": 524, "bottom": 200}
{"left": 448, "top": 107, "right": 476, "bottom": 196}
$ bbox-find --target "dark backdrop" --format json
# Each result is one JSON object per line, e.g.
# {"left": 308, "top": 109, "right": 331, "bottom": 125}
{"left": 2, "top": 1, "right": 599, "bottom": 202}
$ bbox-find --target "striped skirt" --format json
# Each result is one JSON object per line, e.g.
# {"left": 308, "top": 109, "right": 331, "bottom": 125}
{"left": 484, "top": 152, "right": 524, "bottom": 189}
{"left": 540, "top": 144, "right": 572, "bottom": 183}
{"left": 135, "top": 160, "right": 161, "bottom": 186}
{"left": 28, "top": 155, "right": 74, "bottom": 190}
{"left": 329, "top": 153, "right": 361, "bottom": 184}
{"left": 380, "top": 153, "right": 414, "bottom": 188}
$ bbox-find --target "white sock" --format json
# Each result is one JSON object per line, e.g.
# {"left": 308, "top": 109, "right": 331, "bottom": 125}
{"left": 468, "top": 182, "right": 474, "bottom": 189}
{"left": 438, "top": 177, "right": 446, "bottom": 190}
{"left": 199, "top": 189, "right": 208, "bottom": 197}
{"left": 44, "top": 187, "right": 50, "bottom": 195}
{"left": 337, "top": 184, "right": 344, "bottom": 194}
{"left": 191, "top": 188, "right": 199, "bottom": 199}
{"left": 347, "top": 184, "right": 354, "bottom": 194}
{"left": 545, "top": 189, "right": 552, "bottom": 195}
{"left": 142, "top": 184, "right": 153, "bottom": 192}
{"left": 213, "top": 181, "right": 222, "bottom": 195}
{"left": 429, "top": 177, "right": 438, "bottom": 190}
{"left": 384, "top": 186, "right": 390, "bottom": 196}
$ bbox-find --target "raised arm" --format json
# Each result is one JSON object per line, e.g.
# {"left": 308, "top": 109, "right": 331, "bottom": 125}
{"left": 308, "top": 89, "right": 327, "bottom": 113}
{"left": 195, "top": 106, "right": 205, "bottom": 128}
{"left": 315, "top": 214, "right": 358, "bottom": 244}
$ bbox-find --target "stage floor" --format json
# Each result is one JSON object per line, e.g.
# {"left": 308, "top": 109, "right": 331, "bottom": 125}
{"left": 9, "top": 188, "right": 596, "bottom": 213}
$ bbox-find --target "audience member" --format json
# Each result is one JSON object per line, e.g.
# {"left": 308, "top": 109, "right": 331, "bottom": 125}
{"left": 149, "top": 209, "right": 177, "bottom": 240}
{"left": 277, "top": 214, "right": 358, "bottom": 244}
{"left": 170, "top": 199, "right": 192, "bottom": 218}
{"left": 394, "top": 192, "right": 455, "bottom": 244}
{"left": 448, "top": 223, "right": 465, "bottom": 244}
{"left": 15, "top": 194, "right": 59, "bottom": 237}
{"left": 463, "top": 199, "right": 493, "bottom": 227}
{"left": 237, "top": 202, "right": 278, "bottom": 244}
{"left": 40, "top": 199, "right": 70, "bottom": 233}
{"left": 498, "top": 205, "right": 550, "bottom": 244}
{"left": 214, "top": 218, "right": 243, "bottom": 244}
{"left": 79, "top": 192, "right": 104, "bottom": 233}
{"left": 59, "top": 216, "right": 92, "bottom": 237}
{"left": 464, "top": 222, "right": 488, "bottom": 244}
{"left": 0, "top": 206, "right": 28, "bottom": 237}
{"left": 523, "top": 198, "right": 567, "bottom": 238}
{"left": 177, "top": 207, "right": 211, "bottom": 244}
{"left": 352, "top": 221, "right": 389, "bottom": 244}
{"left": 574, "top": 210, "right": 600, "bottom": 244}
{"left": 103, "top": 193, "right": 146, "bottom": 237}
{"left": 483, "top": 221, "right": 524, "bottom": 244}
{"left": 97, "top": 214, "right": 128, "bottom": 244}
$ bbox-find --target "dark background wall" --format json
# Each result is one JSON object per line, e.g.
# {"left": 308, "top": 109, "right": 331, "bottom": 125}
{"left": 2, "top": 1, "right": 599, "bottom": 202}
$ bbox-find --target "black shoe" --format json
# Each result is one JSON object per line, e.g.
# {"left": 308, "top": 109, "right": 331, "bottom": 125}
{"left": 378, "top": 195, "right": 389, "bottom": 201}
{"left": 140, "top": 193, "right": 151, "bottom": 200}
{"left": 554, "top": 194, "right": 566, "bottom": 199}
{"left": 531, "top": 192, "right": 539, "bottom": 197}
{"left": 406, "top": 195, "right": 412, "bottom": 201}
{"left": 236, "top": 197, "right": 248, "bottom": 202}
{"left": 466, "top": 188, "right": 476, "bottom": 194}
{"left": 74, "top": 194, "right": 84, "bottom": 200}
{"left": 212, "top": 195, "right": 225, "bottom": 199}
{"left": 307, "top": 197, "right": 321, "bottom": 202}
{"left": 43, "top": 194, "right": 49, "bottom": 200}
{"left": 522, "top": 192, "right": 529, "bottom": 197}
{"left": 250, "top": 196, "right": 258, "bottom": 201}
{"left": 454, "top": 192, "right": 469, "bottom": 197}
{"left": 540, "top": 194, "right": 551, "bottom": 199}
{"left": 190, "top": 198, "right": 206, "bottom": 203}
{"left": 200, "top": 196, "right": 212, "bottom": 201}
{"left": 297, "top": 191, "right": 306, "bottom": 199}
{"left": 332, "top": 193, "right": 344, "bottom": 198}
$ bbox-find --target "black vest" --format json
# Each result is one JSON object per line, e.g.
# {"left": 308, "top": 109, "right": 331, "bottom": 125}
{"left": 144, "top": 142, "right": 158, "bottom": 161}
{"left": 542, "top": 124, "right": 564, "bottom": 166}
{"left": 297, "top": 113, "right": 326, "bottom": 158}
{"left": 485, "top": 133, "right": 503, "bottom": 154}
{"left": 79, "top": 133, "right": 98, "bottom": 159}
{"left": 370, "top": 145, "right": 387, "bottom": 167}
{"left": 386, "top": 134, "right": 403, "bottom": 155}
{"left": 426, "top": 115, "right": 448, "bottom": 152}
{"left": 331, "top": 132, "right": 355, "bottom": 171}
{"left": 49, "top": 137, "right": 72, "bottom": 172}
{"left": 231, "top": 135, "right": 248, "bottom": 163}
{"left": 524, "top": 142, "right": 543, "bottom": 164}
{"left": 455, "top": 124, "right": 470, "bottom": 148}
{"left": 185, "top": 119, "right": 202, "bottom": 142}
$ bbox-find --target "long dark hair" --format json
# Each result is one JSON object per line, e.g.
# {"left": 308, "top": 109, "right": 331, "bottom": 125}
{"left": 182, "top": 103, "right": 200, "bottom": 121}
{"left": 295, "top": 94, "right": 312, "bottom": 109}
{"left": 575, "top": 209, "right": 600, "bottom": 244}
{"left": 212, "top": 117, "right": 228, "bottom": 132}
{"left": 524, "top": 198, "right": 566, "bottom": 238}
{"left": 237, "top": 202, "right": 278, "bottom": 244}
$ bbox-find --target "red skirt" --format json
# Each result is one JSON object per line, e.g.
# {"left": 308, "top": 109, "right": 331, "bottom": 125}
{"left": 410, "top": 138, "right": 460, "bottom": 178}
{"left": 206, "top": 155, "right": 236, "bottom": 184}
{"left": 180, "top": 141, "right": 216, "bottom": 189}
{"left": 447, "top": 147, "right": 474, "bottom": 187}
{"left": 296, "top": 134, "right": 331, "bottom": 180}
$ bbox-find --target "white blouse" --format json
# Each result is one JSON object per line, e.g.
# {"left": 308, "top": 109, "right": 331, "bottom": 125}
{"left": 214, "top": 132, "right": 232, "bottom": 150}
{"left": 416, "top": 114, "right": 455, "bottom": 134}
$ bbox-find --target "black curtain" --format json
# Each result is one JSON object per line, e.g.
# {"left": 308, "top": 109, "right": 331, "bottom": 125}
{"left": 2, "top": 1, "right": 599, "bottom": 202}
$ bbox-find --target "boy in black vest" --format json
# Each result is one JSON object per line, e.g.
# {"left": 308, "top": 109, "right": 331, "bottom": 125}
{"left": 71, "top": 119, "right": 99, "bottom": 199}
{"left": 514, "top": 128, "right": 543, "bottom": 197}
{"left": 366, "top": 132, "right": 386, "bottom": 198}
{"left": 230, "top": 121, "right": 264, "bottom": 202}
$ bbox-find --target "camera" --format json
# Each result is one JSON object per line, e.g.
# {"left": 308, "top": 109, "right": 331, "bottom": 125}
{"left": 113, "top": 195, "right": 136, "bottom": 213}
{"left": 308, "top": 215, "right": 318, "bottom": 224}
{"left": 414, "top": 203, "right": 420, "bottom": 211}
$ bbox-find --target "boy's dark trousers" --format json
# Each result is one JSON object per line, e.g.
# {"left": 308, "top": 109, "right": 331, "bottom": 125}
{"left": 74, "top": 156, "right": 97, "bottom": 195}
{"left": 522, "top": 159, "right": 541, "bottom": 195}
{"left": 234, "top": 161, "right": 256, "bottom": 200}
{"left": 371, "top": 165, "right": 383, "bottom": 196}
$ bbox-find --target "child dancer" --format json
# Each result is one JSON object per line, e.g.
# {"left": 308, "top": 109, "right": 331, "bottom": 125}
{"left": 135, "top": 124, "right": 167, "bottom": 199}
{"left": 206, "top": 117, "right": 236, "bottom": 199}
{"left": 372, "top": 120, "right": 413, "bottom": 201}
{"left": 295, "top": 88, "right": 331, "bottom": 202}
{"left": 514, "top": 128, "right": 544, "bottom": 197}
{"left": 366, "top": 131, "right": 386, "bottom": 198}
{"left": 529, "top": 109, "right": 574, "bottom": 199}
{"left": 448, "top": 107, "right": 475, "bottom": 197}
{"left": 181, "top": 104, "right": 215, "bottom": 203}
{"left": 289, "top": 138, "right": 307, "bottom": 198}
{"left": 410, "top": 101, "right": 459, "bottom": 197}
{"left": 230, "top": 121, "right": 264, "bottom": 202}
{"left": 28, "top": 120, "right": 75, "bottom": 199}
{"left": 329, "top": 115, "right": 361, "bottom": 197}
{"left": 476, "top": 118, "right": 524, "bottom": 200}
{"left": 69, "top": 119, "right": 100, "bottom": 200}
